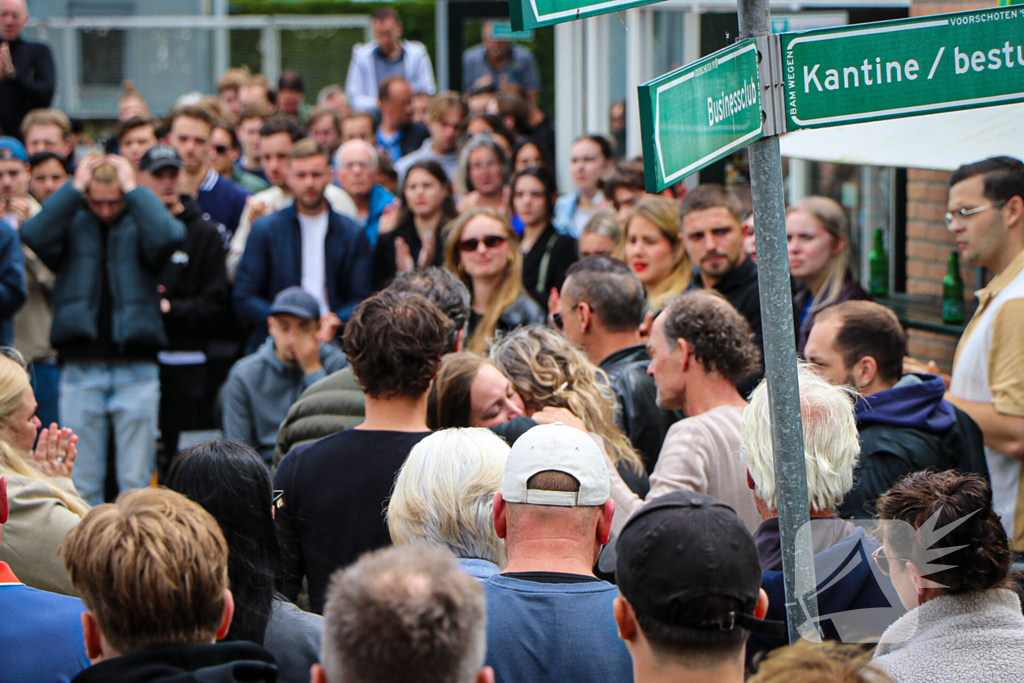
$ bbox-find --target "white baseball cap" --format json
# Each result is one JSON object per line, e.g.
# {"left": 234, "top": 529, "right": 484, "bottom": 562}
{"left": 502, "top": 423, "right": 611, "bottom": 506}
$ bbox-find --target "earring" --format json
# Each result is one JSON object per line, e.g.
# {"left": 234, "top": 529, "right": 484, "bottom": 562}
{"left": 457, "top": 262, "right": 465, "bottom": 274}
{"left": 507, "top": 253, "right": 514, "bottom": 265}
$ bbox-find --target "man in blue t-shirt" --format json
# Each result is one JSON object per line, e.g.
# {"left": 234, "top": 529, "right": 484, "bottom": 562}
{"left": 0, "top": 475, "right": 91, "bottom": 683}
{"left": 485, "top": 423, "right": 632, "bottom": 683}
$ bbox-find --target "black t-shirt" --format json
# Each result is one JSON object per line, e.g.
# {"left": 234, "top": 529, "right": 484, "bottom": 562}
{"left": 274, "top": 428, "right": 431, "bottom": 614}
{"left": 503, "top": 571, "right": 602, "bottom": 584}
{"left": 521, "top": 223, "right": 578, "bottom": 314}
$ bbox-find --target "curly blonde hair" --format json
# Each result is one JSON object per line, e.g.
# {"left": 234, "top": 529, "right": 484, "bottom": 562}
{"left": 488, "top": 325, "right": 644, "bottom": 474}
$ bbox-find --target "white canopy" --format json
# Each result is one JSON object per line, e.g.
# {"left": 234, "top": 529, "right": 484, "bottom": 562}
{"left": 778, "top": 102, "right": 1024, "bottom": 171}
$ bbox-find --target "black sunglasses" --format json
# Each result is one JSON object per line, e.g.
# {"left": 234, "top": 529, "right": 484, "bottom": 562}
{"left": 458, "top": 235, "right": 507, "bottom": 252}
{"left": 551, "top": 311, "right": 563, "bottom": 330}
{"left": 213, "top": 144, "right": 230, "bottom": 154}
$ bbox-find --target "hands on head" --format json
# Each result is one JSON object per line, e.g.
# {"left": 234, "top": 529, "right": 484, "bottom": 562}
{"left": 72, "top": 154, "right": 137, "bottom": 193}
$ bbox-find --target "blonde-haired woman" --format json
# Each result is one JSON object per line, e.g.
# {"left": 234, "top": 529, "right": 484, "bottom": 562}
{"left": 488, "top": 325, "right": 648, "bottom": 495}
{"left": 0, "top": 349, "right": 87, "bottom": 595}
{"left": 387, "top": 428, "right": 510, "bottom": 580}
{"left": 444, "top": 208, "right": 545, "bottom": 353}
{"left": 622, "top": 196, "right": 693, "bottom": 314}
{"left": 787, "top": 196, "right": 871, "bottom": 353}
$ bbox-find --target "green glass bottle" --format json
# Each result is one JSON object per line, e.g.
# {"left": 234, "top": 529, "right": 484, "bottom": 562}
{"left": 869, "top": 228, "right": 889, "bottom": 297}
{"left": 943, "top": 251, "right": 964, "bottom": 324}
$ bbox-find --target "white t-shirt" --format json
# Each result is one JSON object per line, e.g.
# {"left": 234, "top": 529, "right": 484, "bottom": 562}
{"left": 298, "top": 211, "right": 330, "bottom": 315}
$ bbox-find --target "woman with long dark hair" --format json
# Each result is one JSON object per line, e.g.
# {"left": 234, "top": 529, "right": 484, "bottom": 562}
{"left": 511, "top": 166, "right": 578, "bottom": 313}
{"left": 374, "top": 159, "right": 459, "bottom": 290}
{"left": 165, "top": 440, "right": 321, "bottom": 683}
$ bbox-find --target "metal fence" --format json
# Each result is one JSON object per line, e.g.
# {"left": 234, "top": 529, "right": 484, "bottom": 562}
{"left": 24, "top": 15, "right": 372, "bottom": 119}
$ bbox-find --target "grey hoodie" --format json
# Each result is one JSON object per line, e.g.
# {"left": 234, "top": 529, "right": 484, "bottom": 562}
{"left": 222, "top": 337, "right": 347, "bottom": 462}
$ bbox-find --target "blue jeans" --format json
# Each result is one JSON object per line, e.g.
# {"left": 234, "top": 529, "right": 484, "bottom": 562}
{"left": 61, "top": 361, "right": 160, "bottom": 505}
{"left": 28, "top": 360, "right": 61, "bottom": 429}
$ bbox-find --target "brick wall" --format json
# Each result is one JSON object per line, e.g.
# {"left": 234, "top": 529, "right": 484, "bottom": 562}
{"left": 903, "top": 0, "right": 995, "bottom": 372}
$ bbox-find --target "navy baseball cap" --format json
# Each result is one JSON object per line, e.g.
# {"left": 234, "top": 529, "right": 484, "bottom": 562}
{"left": 139, "top": 145, "right": 183, "bottom": 173}
{"left": 0, "top": 137, "right": 28, "bottom": 163}
{"left": 613, "top": 490, "right": 785, "bottom": 637}
{"left": 269, "top": 287, "right": 320, "bottom": 320}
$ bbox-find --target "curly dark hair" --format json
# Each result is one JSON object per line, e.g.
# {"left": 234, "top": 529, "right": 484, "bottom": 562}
{"left": 659, "top": 291, "right": 761, "bottom": 384}
{"left": 875, "top": 471, "right": 1011, "bottom": 595}
{"left": 342, "top": 291, "right": 450, "bottom": 399}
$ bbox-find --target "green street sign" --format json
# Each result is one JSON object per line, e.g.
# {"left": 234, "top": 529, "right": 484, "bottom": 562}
{"left": 783, "top": 7, "right": 1024, "bottom": 130}
{"left": 490, "top": 21, "right": 534, "bottom": 41}
{"left": 509, "top": 0, "right": 656, "bottom": 31}
{"left": 638, "top": 40, "right": 763, "bottom": 192}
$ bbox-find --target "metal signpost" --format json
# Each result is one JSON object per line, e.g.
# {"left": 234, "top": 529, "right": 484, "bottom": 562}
{"left": 783, "top": 7, "right": 1024, "bottom": 130}
{"left": 637, "top": 39, "right": 764, "bottom": 193}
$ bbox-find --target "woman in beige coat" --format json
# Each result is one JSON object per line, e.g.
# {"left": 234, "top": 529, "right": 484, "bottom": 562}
{"left": 0, "top": 348, "right": 86, "bottom": 595}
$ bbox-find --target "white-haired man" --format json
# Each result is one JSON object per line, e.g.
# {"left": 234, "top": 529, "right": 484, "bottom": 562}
{"left": 739, "top": 367, "right": 903, "bottom": 666}
{"left": 334, "top": 139, "right": 394, "bottom": 249}
{"left": 485, "top": 423, "right": 631, "bottom": 683}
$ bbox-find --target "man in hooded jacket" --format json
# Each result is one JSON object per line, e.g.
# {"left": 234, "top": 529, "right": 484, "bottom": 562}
{"left": 803, "top": 300, "right": 987, "bottom": 518}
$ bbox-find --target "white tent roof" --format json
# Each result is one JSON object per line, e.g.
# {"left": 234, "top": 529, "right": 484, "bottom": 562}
{"left": 778, "top": 103, "right": 1024, "bottom": 171}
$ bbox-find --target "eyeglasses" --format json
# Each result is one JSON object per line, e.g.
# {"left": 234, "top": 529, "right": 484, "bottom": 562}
{"left": 458, "top": 235, "right": 508, "bottom": 252}
{"left": 944, "top": 200, "right": 1007, "bottom": 229}
{"left": 871, "top": 545, "right": 911, "bottom": 577}
{"left": 213, "top": 145, "right": 230, "bottom": 154}
{"left": 272, "top": 490, "right": 284, "bottom": 509}
{"left": 551, "top": 311, "right": 563, "bottom": 330}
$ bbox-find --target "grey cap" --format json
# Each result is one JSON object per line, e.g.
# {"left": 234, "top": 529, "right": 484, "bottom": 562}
{"left": 268, "top": 287, "right": 320, "bottom": 320}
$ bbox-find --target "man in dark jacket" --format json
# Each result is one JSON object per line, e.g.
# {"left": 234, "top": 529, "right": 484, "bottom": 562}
{"left": 374, "top": 76, "right": 430, "bottom": 162}
{"left": 138, "top": 145, "right": 229, "bottom": 468}
{"left": 556, "top": 255, "right": 680, "bottom": 483}
{"left": 235, "top": 139, "right": 373, "bottom": 352}
{"left": 61, "top": 488, "right": 276, "bottom": 683}
{"left": 680, "top": 184, "right": 763, "bottom": 394}
{"left": 21, "top": 153, "right": 185, "bottom": 504}
{"left": 804, "top": 300, "right": 988, "bottom": 517}
{"left": 0, "top": 0, "right": 55, "bottom": 142}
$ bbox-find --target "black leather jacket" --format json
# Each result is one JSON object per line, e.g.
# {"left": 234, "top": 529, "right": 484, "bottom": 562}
{"left": 599, "top": 344, "right": 684, "bottom": 476}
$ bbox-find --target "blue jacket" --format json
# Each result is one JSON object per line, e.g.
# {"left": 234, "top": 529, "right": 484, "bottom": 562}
{"left": 839, "top": 374, "right": 987, "bottom": 517}
{"left": 0, "top": 219, "right": 26, "bottom": 346}
{"left": 0, "top": 562, "right": 91, "bottom": 683}
{"left": 363, "top": 184, "right": 395, "bottom": 249}
{"left": 234, "top": 204, "right": 373, "bottom": 348}
{"left": 21, "top": 183, "right": 185, "bottom": 354}
{"left": 748, "top": 527, "right": 905, "bottom": 669}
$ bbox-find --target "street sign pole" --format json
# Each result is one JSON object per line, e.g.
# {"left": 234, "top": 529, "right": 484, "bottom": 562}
{"left": 738, "top": 0, "right": 819, "bottom": 645}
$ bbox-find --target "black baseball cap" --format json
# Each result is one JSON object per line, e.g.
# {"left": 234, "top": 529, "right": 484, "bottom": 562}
{"left": 268, "top": 287, "right": 320, "bottom": 320}
{"left": 614, "top": 490, "right": 785, "bottom": 637}
{"left": 139, "top": 145, "right": 183, "bottom": 173}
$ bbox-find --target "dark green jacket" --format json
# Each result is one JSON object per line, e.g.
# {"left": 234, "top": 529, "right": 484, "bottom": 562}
{"left": 21, "top": 183, "right": 185, "bottom": 352}
{"left": 275, "top": 366, "right": 365, "bottom": 465}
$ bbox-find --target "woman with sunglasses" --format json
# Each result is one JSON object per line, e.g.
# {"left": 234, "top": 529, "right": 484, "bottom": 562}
{"left": 374, "top": 159, "right": 459, "bottom": 290}
{"left": 444, "top": 208, "right": 544, "bottom": 353}
{"left": 871, "top": 470, "right": 1024, "bottom": 682}
{"left": 512, "top": 166, "right": 578, "bottom": 313}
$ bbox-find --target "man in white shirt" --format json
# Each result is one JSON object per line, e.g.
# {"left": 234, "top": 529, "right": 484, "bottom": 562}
{"left": 908, "top": 156, "right": 1024, "bottom": 548}
{"left": 234, "top": 139, "right": 372, "bottom": 352}
{"left": 227, "top": 117, "right": 356, "bottom": 280}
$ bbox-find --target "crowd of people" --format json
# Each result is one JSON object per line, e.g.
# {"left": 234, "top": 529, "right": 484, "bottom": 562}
{"left": 4, "top": 0, "right": 1024, "bottom": 681}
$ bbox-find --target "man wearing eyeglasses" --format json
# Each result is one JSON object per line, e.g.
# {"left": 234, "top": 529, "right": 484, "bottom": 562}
{"left": 333, "top": 139, "right": 393, "bottom": 249}
{"left": 908, "top": 156, "right": 1024, "bottom": 550}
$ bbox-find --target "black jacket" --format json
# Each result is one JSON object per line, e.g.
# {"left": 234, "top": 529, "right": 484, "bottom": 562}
{"left": 599, "top": 344, "right": 683, "bottom": 475}
{"left": 0, "top": 37, "right": 55, "bottom": 140}
{"left": 160, "top": 196, "right": 230, "bottom": 352}
{"left": 522, "top": 223, "right": 577, "bottom": 314}
{"left": 468, "top": 292, "right": 546, "bottom": 340}
{"left": 398, "top": 123, "right": 431, "bottom": 158}
{"left": 21, "top": 183, "right": 186, "bottom": 359}
{"left": 793, "top": 271, "right": 872, "bottom": 354}
{"left": 704, "top": 256, "right": 763, "bottom": 395}
{"left": 838, "top": 374, "right": 989, "bottom": 518}
{"left": 70, "top": 641, "right": 277, "bottom": 683}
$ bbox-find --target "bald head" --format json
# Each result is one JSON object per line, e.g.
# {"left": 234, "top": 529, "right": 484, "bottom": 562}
{"left": 0, "top": 0, "right": 28, "bottom": 42}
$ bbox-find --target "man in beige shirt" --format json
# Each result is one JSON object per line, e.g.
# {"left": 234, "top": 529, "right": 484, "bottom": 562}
{"left": 605, "top": 290, "right": 761, "bottom": 532}
{"left": 907, "top": 157, "right": 1024, "bottom": 547}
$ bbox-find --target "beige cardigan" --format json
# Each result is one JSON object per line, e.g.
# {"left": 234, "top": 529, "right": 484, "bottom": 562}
{"left": 0, "top": 474, "right": 87, "bottom": 596}
{"left": 607, "top": 404, "right": 761, "bottom": 534}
